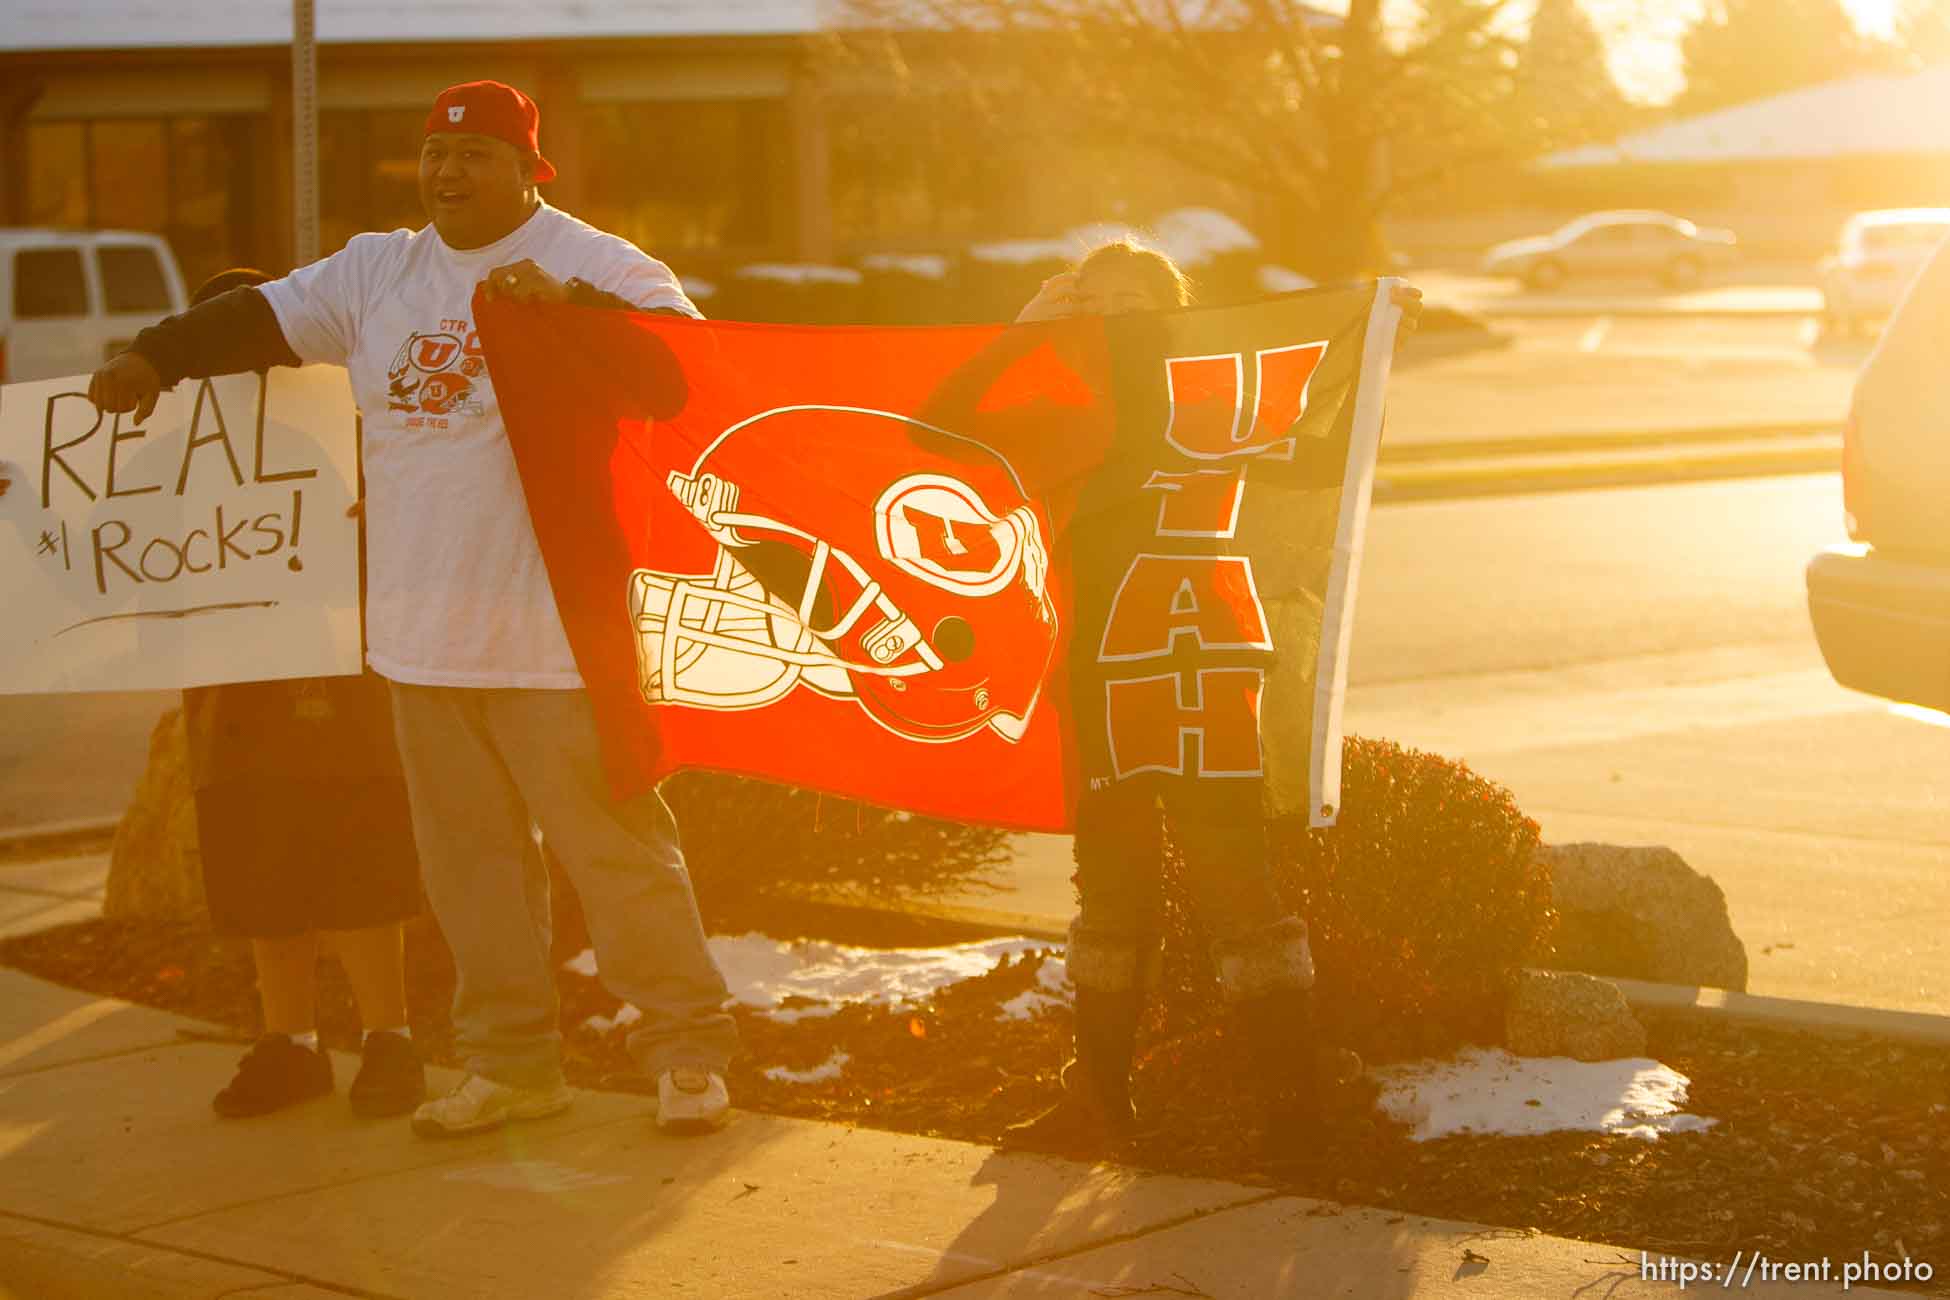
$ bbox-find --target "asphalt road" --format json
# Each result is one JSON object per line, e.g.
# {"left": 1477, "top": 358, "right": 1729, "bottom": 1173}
{"left": 1351, "top": 473, "right": 1949, "bottom": 1015}
{"left": 0, "top": 690, "right": 169, "bottom": 832}
{"left": 1006, "top": 472, "right": 1949, "bottom": 1015}
{"left": 1388, "top": 312, "right": 1860, "bottom": 448}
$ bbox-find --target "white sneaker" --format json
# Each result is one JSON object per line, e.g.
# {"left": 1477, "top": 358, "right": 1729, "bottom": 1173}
{"left": 411, "top": 1073, "right": 573, "bottom": 1139}
{"left": 656, "top": 1066, "right": 729, "bottom": 1134}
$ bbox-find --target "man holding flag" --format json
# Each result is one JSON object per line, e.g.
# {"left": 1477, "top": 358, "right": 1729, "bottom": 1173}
{"left": 85, "top": 80, "right": 740, "bottom": 1139}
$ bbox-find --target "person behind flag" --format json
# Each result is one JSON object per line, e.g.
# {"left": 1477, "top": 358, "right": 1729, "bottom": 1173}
{"left": 84, "top": 80, "right": 739, "bottom": 1140}
{"left": 1004, "top": 237, "right": 1417, "bottom": 1162}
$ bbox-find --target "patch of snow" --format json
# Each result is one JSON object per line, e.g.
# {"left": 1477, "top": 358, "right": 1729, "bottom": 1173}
{"left": 1257, "top": 264, "right": 1317, "bottom": 294}
{"left": 736, "top": 263, "right": 863, "bottom": 286}
{"left": 764, "top": 1003, "right": 843, "bottom": 1024}
{"left": 568, "top": 934, "right": 1061, "bottom": 1024}
{"left": 680, "top": 276, "right": 718, "bottom": 300}
{"left": 1035, "top": 953, "right": 1071, "bottom": 994}
{"left": 860, "top": 252, "right": 950, "bottom": 280}
{"left": 764, "top": 1050, "right": 851, "bottom": 1084}
{"left": 970, "top": 239, "right": 1075, "bottom": 266}
{"left": 997, "top": 952, "right": 1073, "bottom": 1021}
{"left": 977, "top": 207, "right": 1261, "bottom": 273}
{"left": 1063, "top": 221, "right": 1140, "bottom": 252}
{"left": 1153, "top": 206, "right": 1260, "bottom": 265}
{"left": 581, "top": 1002, "right": 641, "bottom": 1036}
{"left": 1372, "top": 1047, "right": 1718, "bottom": 1142}
{"left": 998, "top": 988, "right": 1065, "bottom": 1020}
{"left": 709, "top": 933, "right": 1052, "bottom": 1018}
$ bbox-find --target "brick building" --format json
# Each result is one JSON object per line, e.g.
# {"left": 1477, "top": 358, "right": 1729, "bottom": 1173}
{"left": 0, "top": 2, "right": 888, "bottom": 288}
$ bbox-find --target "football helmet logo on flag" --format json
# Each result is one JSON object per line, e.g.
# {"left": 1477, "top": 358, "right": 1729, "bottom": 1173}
{"left": 629, "top": 405, "right": 1057, "bottom": 744}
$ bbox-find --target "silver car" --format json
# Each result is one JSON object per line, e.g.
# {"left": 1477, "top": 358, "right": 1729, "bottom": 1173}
{"left": 1481, "top": 210, "right": 1738, "bottom": 291}
{"left": 1806, "top": 233, "right": 1950, "bottom": 712}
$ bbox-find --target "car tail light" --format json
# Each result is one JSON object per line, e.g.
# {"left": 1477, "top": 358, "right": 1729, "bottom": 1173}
{"left": 1840, "top": 408, "right": 1867, "bottom": 541}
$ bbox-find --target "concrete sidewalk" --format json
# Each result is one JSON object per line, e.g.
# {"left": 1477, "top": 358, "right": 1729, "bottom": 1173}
{"left": 0, "top": 967, "right": 1909, "bottom": 1300}
{"left": 0, "top": 847, "right": 1914, "bottom": 1300}
{"left": 0, "top": 847, "right": 106, "bottom": 942}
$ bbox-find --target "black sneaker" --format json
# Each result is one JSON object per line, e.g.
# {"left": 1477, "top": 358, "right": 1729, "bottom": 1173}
{"left": 212, "top": 1035, "right": 334, "bottom": 1118}
{"left": 349, "top": 1031, "right": 426, "bottom": 1118}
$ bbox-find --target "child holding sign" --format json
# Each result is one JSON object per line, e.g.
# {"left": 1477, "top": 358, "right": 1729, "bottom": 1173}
{"left": 178, "top": 270, "right": 425, "bottom": 1121}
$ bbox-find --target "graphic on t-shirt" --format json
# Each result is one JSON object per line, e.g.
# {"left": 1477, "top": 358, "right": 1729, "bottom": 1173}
{"left": 386, "top": 327, "right": 485, "bottom": 418}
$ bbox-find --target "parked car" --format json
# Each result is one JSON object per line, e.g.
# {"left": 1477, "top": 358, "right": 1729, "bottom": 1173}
{"left": 1818, "top": 208, "right": 1950, "bottom": 338}
{"left": 1806, "top": 232, "right": 1950, "bottom": 713}
{"left": 0, "top": 229, "right": 187, "bottom": 384}
{"left": 1481, "top": 211, "right": 1738, "bottom": 291}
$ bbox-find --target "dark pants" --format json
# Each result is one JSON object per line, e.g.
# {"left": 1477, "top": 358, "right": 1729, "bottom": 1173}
{"left": 1068, "top": 774, "right": 1314, "bottom": 1004}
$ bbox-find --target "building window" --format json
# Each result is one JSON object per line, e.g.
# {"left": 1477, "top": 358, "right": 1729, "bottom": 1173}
{"left": 23, "top": 123, "right": 85, "bottom": 227}
{"left": 168, "top": 118, "right": 259, "bottom": 286}
{"left": 320, "top": 109, "right": 428, "bottom": 256}
{"left": 578, "top": 101, "right": 781, "bottom": 254}
{"left": 91, "top": 120, "right": 168, "bottom": 233}
{"left": 828, "top": 94, "right": 1015, "bottom": 246}
{"left": 21, "top": 116, "right": 255, "bottom": 289}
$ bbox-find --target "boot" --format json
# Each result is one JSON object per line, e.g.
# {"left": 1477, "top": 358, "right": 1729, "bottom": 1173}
{"left": 1236, "top": 987, "right": 1318, "bottom": 1166}
{"left": 1002, "top": 986, "right": 1143, "bottom": 1150}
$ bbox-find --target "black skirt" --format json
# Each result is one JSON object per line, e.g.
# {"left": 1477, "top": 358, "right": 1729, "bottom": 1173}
{"left": 185, "top": 673, "right": 421, "bottom": 939}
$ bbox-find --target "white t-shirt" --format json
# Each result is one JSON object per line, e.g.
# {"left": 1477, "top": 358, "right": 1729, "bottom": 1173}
{"left": 261, "top": 203, "right": 698, "bottom": 689}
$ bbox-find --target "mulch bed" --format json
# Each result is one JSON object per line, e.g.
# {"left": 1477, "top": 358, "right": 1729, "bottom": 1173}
{"left": 6, "top": 884, "right": 1950, "bottom": 1293}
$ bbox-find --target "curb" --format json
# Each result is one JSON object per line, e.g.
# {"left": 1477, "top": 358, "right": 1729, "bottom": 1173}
{"left": 1610, "top": 976, "right": 1950, "bottom": 1048}
{"left": 1378, "top": 420, "right": 1836, "bottom": 465}
{"left": 788, "top": 893, "right": 1950, "bottom": 1049}
{"left": 0, "top": 817, "right": 120, "bottom": 861}
{"left": 1375, "top": 434, "right": 1837, "bottom": 502}
{"left": 1464, "top": 303, "right": 1822, "bottom": 322}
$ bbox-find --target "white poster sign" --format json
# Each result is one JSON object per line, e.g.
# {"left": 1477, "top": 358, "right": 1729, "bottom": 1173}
{"left": 0, "top": 366, "right": 361, "bottom": 694}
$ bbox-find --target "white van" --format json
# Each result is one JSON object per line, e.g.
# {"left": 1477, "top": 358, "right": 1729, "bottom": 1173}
{"left": 1818, "top": 208, "right": 1950, "bottom": 337}
{"left": 0, "top": 229, "right": 188, "bottom": 384}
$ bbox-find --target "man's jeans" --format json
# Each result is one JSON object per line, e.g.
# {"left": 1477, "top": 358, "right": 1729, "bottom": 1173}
{"left": 389, "top": 684, "right": 738, "bottom": 1088}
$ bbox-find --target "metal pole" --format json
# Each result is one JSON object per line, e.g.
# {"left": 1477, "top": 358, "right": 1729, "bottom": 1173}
{"left": 291, "top": 0, "right": 319, "bottom": 266}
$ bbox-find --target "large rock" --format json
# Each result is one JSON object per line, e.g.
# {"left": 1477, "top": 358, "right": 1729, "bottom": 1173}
{"left": 103, "top": 708, "right": 207, "bottom": 924}
{"left": 1536, "top": 842, "right": 1748, "bottom": 992}
{"left": 1504, "top": 968, "right": 1646, "bottom": 1061}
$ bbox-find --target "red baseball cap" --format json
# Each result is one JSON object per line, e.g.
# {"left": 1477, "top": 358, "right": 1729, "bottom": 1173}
{"left": 425, "top": 81, "right": 557, "bottom": 183}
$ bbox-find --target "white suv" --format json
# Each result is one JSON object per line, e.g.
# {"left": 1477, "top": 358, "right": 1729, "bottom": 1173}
{"left": 1806, "top": 231, "right": 1950, "bottom": 712}
{"left": 0, "top": 229, "right": 188, "bottom": 384}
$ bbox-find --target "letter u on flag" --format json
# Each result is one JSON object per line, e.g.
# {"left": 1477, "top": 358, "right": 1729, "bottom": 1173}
{"left": 478, "top": 282, "right": 1403, "bottom": 832}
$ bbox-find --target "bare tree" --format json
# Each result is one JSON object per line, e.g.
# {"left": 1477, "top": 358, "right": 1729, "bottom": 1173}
{"left": 1678, "top": 0, "right": 1895, "bottom": 113}
{"left": 1896, "top": 0, "right": 1950, "bottom": 66}
{"left": 1515, "top": 0, "right": 1631, "bottom": 146}
{"left": 828, "top": 0, "right": 1631, "bottom": 278}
